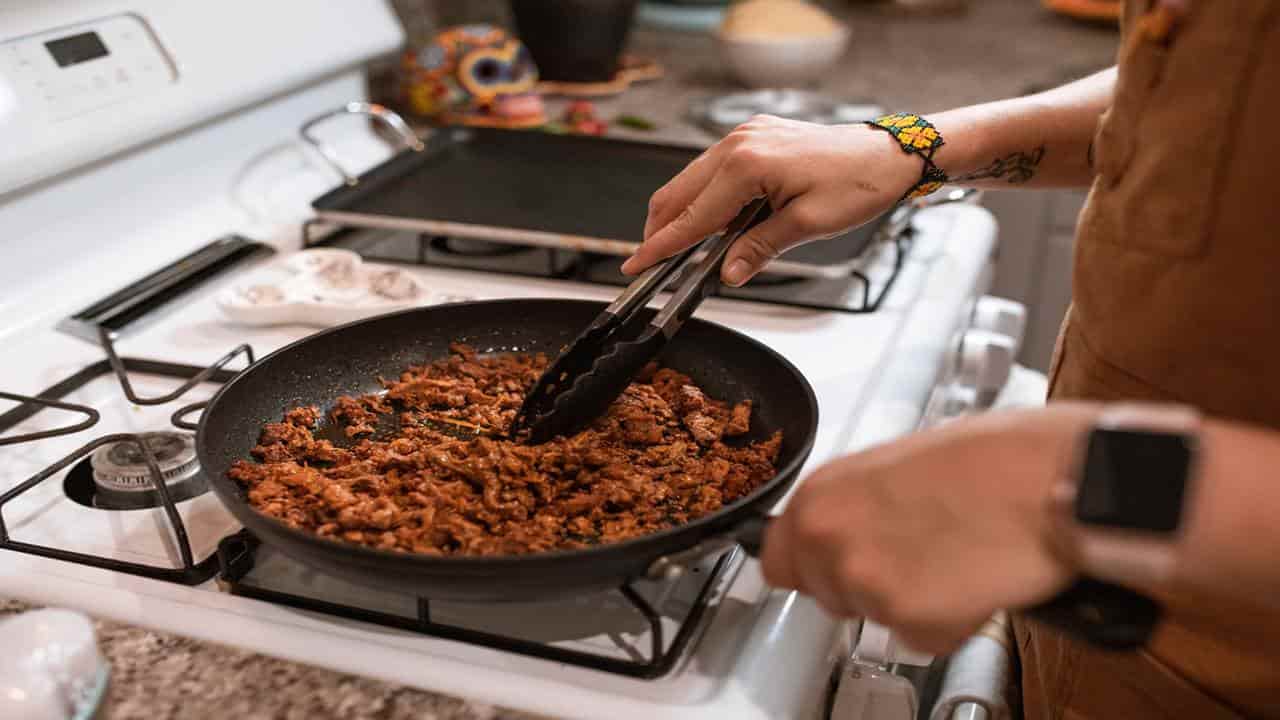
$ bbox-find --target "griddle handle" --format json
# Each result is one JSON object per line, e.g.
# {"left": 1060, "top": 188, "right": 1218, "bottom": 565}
{"left": 299, "top": 102, "right": 424, "bottom": 185}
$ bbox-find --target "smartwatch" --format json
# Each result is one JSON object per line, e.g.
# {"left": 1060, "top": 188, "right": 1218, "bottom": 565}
{"left": 1030, "top": 404, "right": 1200, "bottom": 650}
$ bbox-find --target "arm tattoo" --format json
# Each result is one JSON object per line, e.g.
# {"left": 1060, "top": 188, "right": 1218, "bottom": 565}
{"left": 953, "top": 145, "right": 1047, "bottom": 185}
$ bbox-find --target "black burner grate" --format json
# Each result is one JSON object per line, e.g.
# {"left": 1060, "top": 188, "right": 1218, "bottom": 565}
{"left": 216, "top": 530, "right": 734, "bottom": 679}
{"left": 1, "top": 340, "right": 733, "bottom": 679}
{"left": 0, "top": 333, "right": 252, "bottom": 585}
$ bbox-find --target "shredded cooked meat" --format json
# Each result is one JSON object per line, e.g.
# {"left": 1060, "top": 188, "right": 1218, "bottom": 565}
{"left": 229, "top": 343, "right": 781, "bottom": 556}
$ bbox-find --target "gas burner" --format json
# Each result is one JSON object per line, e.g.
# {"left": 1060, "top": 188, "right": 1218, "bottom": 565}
{"left": 428, "top": 235, "right": 528, "bottom": 257}
{"left": 1, "top": 354, "right": 243, "bottom": 583}
{"left": 65, "top": 432, "right": 207, "bottom": 510}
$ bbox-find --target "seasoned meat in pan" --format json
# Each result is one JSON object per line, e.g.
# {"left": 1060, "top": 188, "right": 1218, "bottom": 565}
{"left": 229, "top": 343, "right": 781, "bottom": 556}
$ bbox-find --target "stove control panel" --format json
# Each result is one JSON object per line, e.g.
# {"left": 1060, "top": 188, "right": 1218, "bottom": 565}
{"left": 0, "top": 13, "right": 176, "bottom": 124}
{"left": 971, "top": 296, "right": 1027, "bottom": 356}
{"left": 920, "top": 295, "right": 1027, "bottom": 427}
{"left": 956, "top": 329, "right": 1018, "bottom": 403}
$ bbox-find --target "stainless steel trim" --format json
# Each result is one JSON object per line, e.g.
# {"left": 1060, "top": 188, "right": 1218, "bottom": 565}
{"left": 312, "top": 208, "right": 862, "bottom": 281}
{"left": 950, "top": 702, "right": 990, "bottom": 720}
{"left": 311, "top": 180, "right": 980, "bottom": 287}
{"left": 57, "top": 317, "right": 114, "bottom": 344}
{"left": 300, "top": 102, "right": 424, "bottom": 185}
{"left": 650, "top": 199, "right": 763, "bottom": 332}
{"left": 604, "top": 245, "right": 695, "bottom": 315}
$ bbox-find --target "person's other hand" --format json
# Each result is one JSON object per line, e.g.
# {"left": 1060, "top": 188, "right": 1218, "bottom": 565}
{"left": 622, "top": 114, "right": 920, "bottom": 286}
{"left": 760, "top": 404, "right": 1098, "bottom": 654}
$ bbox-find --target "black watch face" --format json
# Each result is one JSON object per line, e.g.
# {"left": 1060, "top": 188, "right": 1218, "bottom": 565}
{"left": 1077, "top": 428, "right": 1192, "bottom": 532}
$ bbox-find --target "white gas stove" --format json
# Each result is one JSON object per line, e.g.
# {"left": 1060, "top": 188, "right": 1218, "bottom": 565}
{"left": 0, "top": 2, "right": 1018, "bottom": 718}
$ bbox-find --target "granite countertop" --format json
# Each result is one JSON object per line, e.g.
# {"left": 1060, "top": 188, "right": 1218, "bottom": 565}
{"left": 0, "top": 599, "right": 544, "bottom": 720}
{"left": 4, "top": 3, "right": 1117, "bottom": 719}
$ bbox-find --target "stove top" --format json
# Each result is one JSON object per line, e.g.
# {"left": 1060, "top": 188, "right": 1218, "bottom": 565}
{"left": 0, "top": 195, "right": 998, "bottom": 718}
{"left": 0, "top": 333, "right": 753, "bottom": 683}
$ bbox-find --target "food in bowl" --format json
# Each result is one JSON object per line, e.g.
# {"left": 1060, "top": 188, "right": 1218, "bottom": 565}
{"left": 720, "top": 0, "right": 844, "bottom": 38}
{"left": 229, "top": 344, "right": 782, "bottom": 557}
{"left": 717, "top": 0, "right": 850, "bottom": 88}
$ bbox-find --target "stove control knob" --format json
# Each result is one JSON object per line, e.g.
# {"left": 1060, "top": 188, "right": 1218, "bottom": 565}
{"left": 918, "top": 384, "right": 976, "bottom": 430}
{"left": 972, "top": 296, "right": 1026, "bottom": 356}
{"left": 941, "top": 384, "right": 978, "bottom": 419}
{"left": 958, "top": 329, "right": 1016, "bottom": 409}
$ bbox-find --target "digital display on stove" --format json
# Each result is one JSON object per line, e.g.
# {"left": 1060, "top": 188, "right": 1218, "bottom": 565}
{"left": 45, "top": 31, "right": 110, "bottom": 68}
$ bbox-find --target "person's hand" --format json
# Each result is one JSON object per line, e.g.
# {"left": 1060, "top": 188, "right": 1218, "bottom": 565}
{"left": 622, "top": 114, "right": 922, "bottom": 286}
{"left": 760, "top": 404, "right": 1100, "bottom": 654}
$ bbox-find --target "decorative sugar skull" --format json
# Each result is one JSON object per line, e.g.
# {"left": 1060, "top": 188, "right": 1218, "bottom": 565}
{"left": 401, "top": 24, "right": 546, "bottom": 128}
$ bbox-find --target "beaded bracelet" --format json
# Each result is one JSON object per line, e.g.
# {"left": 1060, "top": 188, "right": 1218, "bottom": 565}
{"left": 864, "top": 113, "right": 949, "bottom": 201}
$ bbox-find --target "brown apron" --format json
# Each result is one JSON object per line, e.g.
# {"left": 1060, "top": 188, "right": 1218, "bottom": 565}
{"left": 1013, "top": 0, "right": 1280, "bottom": 718}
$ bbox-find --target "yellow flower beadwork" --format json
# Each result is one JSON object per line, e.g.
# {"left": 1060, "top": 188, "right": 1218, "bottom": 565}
{"left": 865, "top": 112, "right": 949, "bottom": 201}
{"left": 908, "top": 180, "right": 945, "bottom": 199}
{"left": 898, "top": 124, "right": 940, "bottom": 150}
{"left": 870, "top": 112, "right": 946, "bottom": 158}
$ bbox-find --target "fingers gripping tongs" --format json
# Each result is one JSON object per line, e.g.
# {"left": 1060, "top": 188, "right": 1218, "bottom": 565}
{"left": 509, "top": 198, "right": 772, "bottom": 444}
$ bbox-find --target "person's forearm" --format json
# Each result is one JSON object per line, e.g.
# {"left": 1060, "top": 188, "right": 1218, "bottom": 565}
{"left": 928, "top": 68, "right": 1116, "bottom": 190}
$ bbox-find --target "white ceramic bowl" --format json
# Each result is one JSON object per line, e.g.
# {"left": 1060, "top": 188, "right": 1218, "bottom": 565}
{"left": 0, "top": 609, "right": 109, "bottom": 720}
{"left": 718, "top": 26, "right": 851, "bottom": 89}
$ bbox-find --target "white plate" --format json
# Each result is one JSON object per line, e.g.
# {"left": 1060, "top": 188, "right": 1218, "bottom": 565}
{"left": 215, "top": 248, "right": 438, "bottom": 327}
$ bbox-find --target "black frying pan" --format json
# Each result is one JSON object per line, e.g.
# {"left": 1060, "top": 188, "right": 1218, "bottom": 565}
{"left": 197, "top": 299, "right": 818, "bottom": 602}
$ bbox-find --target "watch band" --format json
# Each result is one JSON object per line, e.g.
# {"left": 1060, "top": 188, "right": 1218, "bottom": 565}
{"left": 1027, "top": 577, "right": 1162, "bottom": 650}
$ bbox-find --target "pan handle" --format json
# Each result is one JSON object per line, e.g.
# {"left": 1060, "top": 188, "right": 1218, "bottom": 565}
{"left": 723, "top": 513, "right": 1156, "bottom": 652}
{"left": 299, "top": 102, "right": 425, "bottom": 186}
{"left": 733, "top": 514, "right": 772, "bottom": 558}
{"left": 645, "top": 513, "right": 774, "bottom": 580}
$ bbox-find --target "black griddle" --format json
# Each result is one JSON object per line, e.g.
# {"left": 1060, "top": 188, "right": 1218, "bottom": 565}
{"left": 311, "top": 127, "right": 877, "bottom": 277}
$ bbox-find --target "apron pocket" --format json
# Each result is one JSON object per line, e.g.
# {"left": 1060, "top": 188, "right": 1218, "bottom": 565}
{"left": 1102, "top": 1, "right": 1277, "bottom": 259}
{"left": 1092, "top": 15, "right": 1166, "bottom": 186}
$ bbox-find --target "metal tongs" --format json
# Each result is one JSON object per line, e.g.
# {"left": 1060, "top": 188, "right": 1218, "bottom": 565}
{"left": 509, "top": 198, "right": 772, "bottom": 444}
